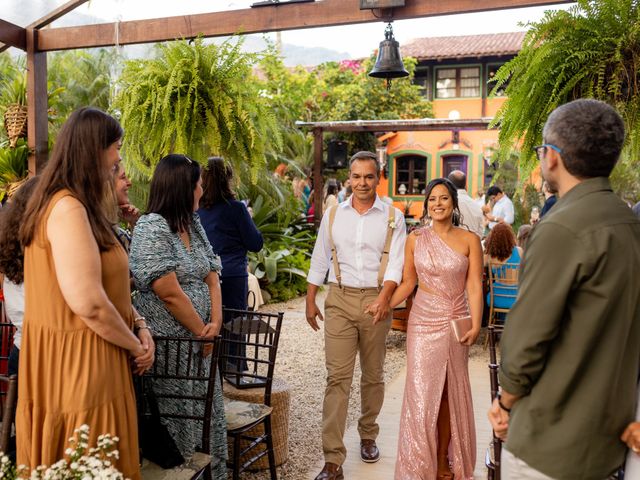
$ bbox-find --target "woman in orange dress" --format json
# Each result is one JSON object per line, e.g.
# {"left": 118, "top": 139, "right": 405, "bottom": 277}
{"left": 17, "top": 107, "right": 154, "bottom": 478}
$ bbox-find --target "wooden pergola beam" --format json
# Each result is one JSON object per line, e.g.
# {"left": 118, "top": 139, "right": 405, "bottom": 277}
{"left": 0, "top": 18, "right": 26, "bottom": 50}
{"left": 0, "top": 1, "right": 90, "bottom": 53}
{"left": 35, "top": 0, "right": 573, "bottom": 51}
{"left": 26, "top": 28, "right": 48, "bottom": 175}
{"left": 31, "top": 0, "right": 91, "bottom": 30}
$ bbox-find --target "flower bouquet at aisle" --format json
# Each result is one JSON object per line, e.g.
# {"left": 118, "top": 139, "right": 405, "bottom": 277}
{"left": 0, "top": 424, "right": 128, "bottom": 479}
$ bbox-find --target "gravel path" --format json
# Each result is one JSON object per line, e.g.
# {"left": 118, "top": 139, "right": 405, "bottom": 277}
{"left": 241, "top": 290, "right": 487, "bottom": 480}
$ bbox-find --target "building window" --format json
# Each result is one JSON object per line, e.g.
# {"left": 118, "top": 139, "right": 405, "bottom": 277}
{"left": 436, "top": 66, "right": 480, "bottom": 98}
{"left": 413, "top": 66, "right": 431, "bottom": 99}
{"left": 395, "top": 155, "right": 427, "bottom": 195}
{"left": 487, "top": 64, "right": 508, "bottom": 97}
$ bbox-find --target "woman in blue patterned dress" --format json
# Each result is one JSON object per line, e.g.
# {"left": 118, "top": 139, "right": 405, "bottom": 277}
{"left": 129, "top": 154, "right": 227, "bottom": 478}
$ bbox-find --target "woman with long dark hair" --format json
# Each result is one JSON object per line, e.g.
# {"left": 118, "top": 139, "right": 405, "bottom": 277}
{"left": 17, "top": 107, "right": 152, "bottom": 478}
{"left": 129, "top": 154, "right": 227, "bottom": 478}
{"left": 388, "top": 178, "right": 483, "bottom": 479}
{"left": 197, "top": 157, "right": 263, "bottom": 313}
{"left": 0, "top": 177, "right": 39, "bottom": 377}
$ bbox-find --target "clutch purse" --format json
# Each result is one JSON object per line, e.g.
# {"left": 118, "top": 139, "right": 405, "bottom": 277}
{"left": 450, "top": 316, "right": 472, "bottom": 342}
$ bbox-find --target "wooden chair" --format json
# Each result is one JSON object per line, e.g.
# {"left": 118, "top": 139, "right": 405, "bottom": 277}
{"left": 0, "top": 374, "right": 17, "bottom": 454}
{"left": 485, "top": 260, "right": 520, "bottom": 346}
{"left": 140, "top": 335, "right": 221, "bottom": 480}
{"left": 486, "top": 324, "right": 504, "bottom": 480}
{"left": 219, "top": 308, "right": 284, "bottom": 480}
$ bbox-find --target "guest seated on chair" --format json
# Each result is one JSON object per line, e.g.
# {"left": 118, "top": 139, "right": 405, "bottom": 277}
{"left": 484, "top": 223, "right": 522, "bottom": 310}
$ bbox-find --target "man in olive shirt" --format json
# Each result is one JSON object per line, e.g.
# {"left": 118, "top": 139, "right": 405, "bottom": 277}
{"left": 488, "top": 99, "right": 640, "bottom": 479}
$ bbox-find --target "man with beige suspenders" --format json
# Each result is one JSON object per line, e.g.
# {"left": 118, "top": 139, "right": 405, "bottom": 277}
{"left": 306, "top": 151, "right": 406, "bottom": 480}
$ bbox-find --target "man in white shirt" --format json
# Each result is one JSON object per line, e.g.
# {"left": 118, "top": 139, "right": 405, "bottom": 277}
{"left": 306, "top": 151, "right": 406, "bottom": 480}
{"left": 484, "top": 185, "right": 515, "bottom": 229}
{"left": 448, "top": 170, "right": 485, "bottom": 238}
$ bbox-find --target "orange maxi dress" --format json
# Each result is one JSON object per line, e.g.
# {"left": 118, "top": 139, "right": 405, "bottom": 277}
{"left": 16, "top": 190, "right": 140, "bottom": 479}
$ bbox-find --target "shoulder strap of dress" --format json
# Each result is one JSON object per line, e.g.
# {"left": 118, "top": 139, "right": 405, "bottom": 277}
{"left": 327, "top": 205, "right": 342, "bottom": 288}
{"left": 377, "top": 206, "right": 397, "bottom": 288}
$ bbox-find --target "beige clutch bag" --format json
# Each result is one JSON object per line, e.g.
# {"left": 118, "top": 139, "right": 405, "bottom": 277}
{"left": 450, "top": 316, "right": 472, "bottom": 342}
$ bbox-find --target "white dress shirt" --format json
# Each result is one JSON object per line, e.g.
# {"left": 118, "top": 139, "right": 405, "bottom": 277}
{"left": 307, "top": 195, "right": 406, "bottom": 288}
{"left": 457, "top": 189, "right": 485, "bottom": 238}
{"left": 489, "top": 194, "right": 515, "bottom": 229}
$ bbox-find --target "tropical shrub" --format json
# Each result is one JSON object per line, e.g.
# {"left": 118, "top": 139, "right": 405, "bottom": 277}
{"left": 259, "top": 51, "right": 433, "bottom": 153}
{"left": 48, "top": 48, "right": 116, "bottom": 134}
{"left": 491, "top": 0, "right": 640, "bottom": 198}
{"left": 246, "top": 193, "right": 314, "bottom": 302}
{"left": 114, "top": 37, "right": 281, "bottom": 181}
{"left": 0, "top": 138, "right": 29, "bottom": 202}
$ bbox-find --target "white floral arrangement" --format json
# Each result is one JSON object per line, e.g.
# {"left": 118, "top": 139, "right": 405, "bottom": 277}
{"left": 0, "top": 424, "right": 128, "bottom": 480}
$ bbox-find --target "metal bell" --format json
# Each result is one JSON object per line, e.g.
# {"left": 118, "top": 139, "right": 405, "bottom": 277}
{"left": 368, "top": 22, "right": 409, "bottom": 90}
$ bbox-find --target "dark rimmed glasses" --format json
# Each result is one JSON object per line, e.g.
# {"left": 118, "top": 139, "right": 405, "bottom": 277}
{"left": 533, "top": 144, "right": 562, "bottom": 161}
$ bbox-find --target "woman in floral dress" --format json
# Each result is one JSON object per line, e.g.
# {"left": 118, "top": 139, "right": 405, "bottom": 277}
{"left": 129, "top": 154, "right": 227, "bottom": 478}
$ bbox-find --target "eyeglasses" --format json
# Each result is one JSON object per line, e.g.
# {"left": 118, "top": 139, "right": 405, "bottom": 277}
{"left": 533, "top": 144, "right": 562, "bottom": 161}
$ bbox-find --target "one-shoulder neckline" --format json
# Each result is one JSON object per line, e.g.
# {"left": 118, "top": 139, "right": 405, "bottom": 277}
{"left": 425, "top": 226, "right": 468, "bottom": 261}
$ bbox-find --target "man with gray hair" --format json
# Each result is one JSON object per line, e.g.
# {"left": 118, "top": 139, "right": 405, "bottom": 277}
{"left": 448, "top": 170, "right": 484, "bottom": 237}
{"left": 306, "top": 151, "right": 406, "bottom": 479}
{"left": 488, "top": 99, "right": 640, "bottom": 479}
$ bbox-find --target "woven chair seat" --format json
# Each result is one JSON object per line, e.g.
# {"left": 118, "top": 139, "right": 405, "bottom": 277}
{"left": 224, "top": 398, "right": 272, "bottom": 431}
{"left": 141, "top": 452, "right": 213, "bottom": 480}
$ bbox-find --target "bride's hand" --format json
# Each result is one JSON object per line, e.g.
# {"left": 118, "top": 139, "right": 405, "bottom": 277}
{"left": 364, "top": 303, "right": 379, "bottom": 316}
{"left": 460, "top": 328, "right": 481, "bottom": 346}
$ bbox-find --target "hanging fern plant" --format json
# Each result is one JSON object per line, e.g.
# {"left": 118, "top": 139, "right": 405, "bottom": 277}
{"left": 490, "top": 0, "right": 640, "bottom": 197}
{"left": 113, "top": 37, "right": 281, "bottom": 180}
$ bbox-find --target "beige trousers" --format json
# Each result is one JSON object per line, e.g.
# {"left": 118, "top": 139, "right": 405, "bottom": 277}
{"left": 322, "top": 284, "right": 392, "bottom": 465}
{"left": 502, "top": 448, "right": 557, "bottom": 480}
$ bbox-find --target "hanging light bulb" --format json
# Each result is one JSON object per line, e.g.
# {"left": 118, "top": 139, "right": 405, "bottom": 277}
{"left": 368, "top": 22, "right": 409, "bottom": 91}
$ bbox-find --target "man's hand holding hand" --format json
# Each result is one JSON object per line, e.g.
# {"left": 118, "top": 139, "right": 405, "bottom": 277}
{"left": 365, "top": 294, "right": 391, "bottom": 325}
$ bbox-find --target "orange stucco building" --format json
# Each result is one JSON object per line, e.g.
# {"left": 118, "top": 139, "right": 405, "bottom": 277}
{"left": 376, "top": 32, "right": 525, "bottom": 218}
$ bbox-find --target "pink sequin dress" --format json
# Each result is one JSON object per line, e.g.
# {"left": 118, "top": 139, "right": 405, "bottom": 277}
{"left": 395, "top": 227, "right": 476, "bottom": 479}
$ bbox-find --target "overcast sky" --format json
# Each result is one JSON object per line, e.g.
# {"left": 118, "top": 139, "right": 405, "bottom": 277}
{"left": 65, "top": 1, "right": 572, "bottom": 58}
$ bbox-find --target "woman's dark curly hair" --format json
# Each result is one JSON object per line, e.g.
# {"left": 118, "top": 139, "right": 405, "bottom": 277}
{"left": 0, "top": 177, "right": 40, "bottom": 284}
{"left": 484, "top": 223, "right": 516, "bottom": 261}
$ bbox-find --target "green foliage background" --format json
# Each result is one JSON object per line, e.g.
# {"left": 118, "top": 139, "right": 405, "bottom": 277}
{"left": 491, "top": 0, "right": 640, "bottom": 200}
{"left": 113, "top": 37, "right": 281, "bottom": 181}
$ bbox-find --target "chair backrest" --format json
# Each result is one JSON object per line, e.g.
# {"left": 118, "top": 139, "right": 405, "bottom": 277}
{"left": 488, "top": 260, "right": 521, "bottom": 313}
{"left": 487, "top": 325, "right": 503, "bottom": 401}
{"left": 0, "top": 374, "right": 17, "bottom": 453}
{"left": 219, "top": 308, "right": 284, "bottom": 407}
{"left": 142, "top": 336, "right": 220, "bottom": 453}
{"left": 0, "top": 323, "right": 15, "bottom": 378}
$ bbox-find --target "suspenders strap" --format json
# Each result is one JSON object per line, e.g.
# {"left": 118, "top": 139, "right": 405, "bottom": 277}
{"left": 328, "top": 204, "right": 397, "bottom": 290}
{"left": 377, "top": 206, "right": 396, "bottom": 288}
{"left": 327, "top": 205, "right": 342, "bottom": 288}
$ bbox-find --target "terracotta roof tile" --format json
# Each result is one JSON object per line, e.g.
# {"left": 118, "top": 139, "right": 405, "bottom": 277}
{"left": 401, "top": 32, "right": 526, "bottom": 61}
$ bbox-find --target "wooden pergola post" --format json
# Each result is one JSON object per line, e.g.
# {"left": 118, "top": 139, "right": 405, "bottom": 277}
{"left": 312, "top": 127, "right": 324, "bottom": 227}
{"left": 26, "top": 27, "right": 48, "bottom": 174}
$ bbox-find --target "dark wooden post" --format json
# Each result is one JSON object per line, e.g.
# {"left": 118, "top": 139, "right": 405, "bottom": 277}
{"left": 313, "top": 127, "right": 324, "bottom": 228}
{"left": 26, "top": 27, "right": 48, "bottom": 175}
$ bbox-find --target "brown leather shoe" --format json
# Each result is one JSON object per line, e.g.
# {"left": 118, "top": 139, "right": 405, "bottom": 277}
{"left": 314, "top": 462, "right": 344, "bottom": 480}
{"left": 360, "top": 439, "right": 380, "bottom": 463}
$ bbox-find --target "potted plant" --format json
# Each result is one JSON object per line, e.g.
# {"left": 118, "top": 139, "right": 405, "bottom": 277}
{"left": 113, "top": 37, "right": 281, "bottom": 180}
{"left": 0, "top": 59, "right": 27, "bottom": 148}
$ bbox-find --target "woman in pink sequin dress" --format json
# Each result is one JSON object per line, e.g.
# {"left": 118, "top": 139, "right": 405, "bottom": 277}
{"left": 390, "top": 178, "right": 483, "bottom": 479}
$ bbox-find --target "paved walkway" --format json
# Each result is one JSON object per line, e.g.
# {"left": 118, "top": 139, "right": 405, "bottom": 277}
{"left": 308, "top": 353, "right": 492, "bottom": 479}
